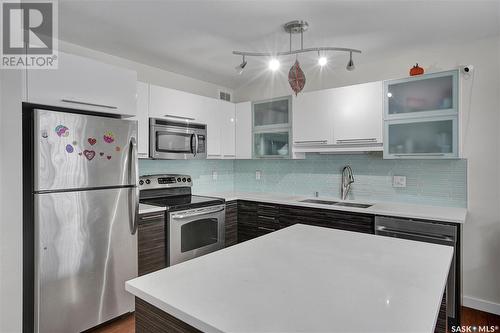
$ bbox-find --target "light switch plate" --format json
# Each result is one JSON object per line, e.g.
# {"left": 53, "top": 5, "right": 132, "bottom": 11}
{"left": 255, "top": 170, "right": 262, "bottom": 180}
{"left": 393, "top": 175, "right": 407, "bottom": 188}
{"left": 212, "top": 171, "right": 218, "bottom": 181}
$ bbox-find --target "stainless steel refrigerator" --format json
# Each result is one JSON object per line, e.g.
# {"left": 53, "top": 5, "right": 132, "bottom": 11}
{"left": 30, "top": 109, "right": 138, "bottom": 333}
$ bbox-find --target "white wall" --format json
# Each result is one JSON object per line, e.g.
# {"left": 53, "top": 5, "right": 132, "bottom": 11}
{"left": 59, "top": 40, "right": 233, "bottom": 99}
{"left": 0, "top": 70, "right": 24, "bottom": 333}
{"left": 235, "top": 36, "right": 500, "bottom": 314}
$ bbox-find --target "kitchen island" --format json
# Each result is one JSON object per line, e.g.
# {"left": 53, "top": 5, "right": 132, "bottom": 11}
{"left": 126, "top": 224, "right": 453, "bottom": 333}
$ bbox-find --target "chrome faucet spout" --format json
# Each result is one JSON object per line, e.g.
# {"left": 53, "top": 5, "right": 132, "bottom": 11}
{"left": 341, "top": 165, "right": 355, "bottom": 200}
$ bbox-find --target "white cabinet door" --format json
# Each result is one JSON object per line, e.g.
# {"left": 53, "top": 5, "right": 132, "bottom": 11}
{"left": 27, "top": 51, "right": 137, "bottom": 117}
{"left": 235, "top": 102, "right": 252, "bottom": 159}
{"left": 220, "top": 102, "right": 236, "bottom": 159}
{"left": 332, "top": 81, "right": 383, "bottom": 145}
{"left": 292, "top": 90, "right": 334, "bottom": 145}
{"left": 201, "top": 99, "right": 223, "bottom": 158}
{"left": 149, "top": 85, "right": 206, "bottom": 121}
{"left": 133, "top": 82, "right": 149, "bottom": 158}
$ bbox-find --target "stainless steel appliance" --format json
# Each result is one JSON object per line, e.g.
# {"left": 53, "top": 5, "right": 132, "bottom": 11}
{"left": 139, "top": 174, "right": 225, "bottom": 265}
{"left": 149, "top": 118, "right": 207, "bottom": 159}
{"left": 26, "top": 109, "right": 138, "bottom": 333}
{"left": 375, "top": 216, "right": 459, "bottom": 325}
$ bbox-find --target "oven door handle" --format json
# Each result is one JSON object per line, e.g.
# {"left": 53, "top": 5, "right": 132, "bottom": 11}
{"left": 172, "top": 207, "right": 225, "bottom": 219}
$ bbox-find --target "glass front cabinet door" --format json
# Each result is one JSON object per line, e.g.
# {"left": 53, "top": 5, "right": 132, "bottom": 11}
{"left": 252, "top": 96, "right": 292, "bottom": 158}
{"left": 383, "top": 70, "right": 459, "bottom": 159}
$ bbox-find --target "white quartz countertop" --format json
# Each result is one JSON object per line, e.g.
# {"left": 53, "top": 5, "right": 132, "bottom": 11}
{"left": 199, "top": 191, "right": 467, "bottom": 224}
{"left": 139, "top": 203, "right": 166, "bottom": 215}
{"left": 126, "top": 224, "right": 453, "bottom": 333}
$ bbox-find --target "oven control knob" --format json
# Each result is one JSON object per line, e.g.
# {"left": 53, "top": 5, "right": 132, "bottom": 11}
{"left": 187, "top": 178, "right": 191, "bottom": 182}
{"left": 145, "top": 179, "right": 151, "bottom": 185}
{"left": 182, "top": 177, "right": 187, "bottom": 182}
{"left": 177, "top": 177, "right": 181, "bottom": 182}
{"left": 139, "top": 180, "right": 144, "bottom": 185}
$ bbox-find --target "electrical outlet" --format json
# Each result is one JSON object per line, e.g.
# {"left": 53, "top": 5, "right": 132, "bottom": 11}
{"left": 393, "top": 175, "right": 407, "bottom": 188}
{"left": 212, "top": 171, "right": 218, "bottom": 181}
{"left": 255, "top": 170, "right": 262, "bottom": 180}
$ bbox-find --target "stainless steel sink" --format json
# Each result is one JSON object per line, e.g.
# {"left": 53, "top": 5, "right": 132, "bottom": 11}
{"left": 334, "top": 202, "right": 373, "bottom": 208}
{"left": 299, "top": 199, "right": 338, "bottom": 205}
{"left": 299, "top": 199, "right": 372, "bottom": 209}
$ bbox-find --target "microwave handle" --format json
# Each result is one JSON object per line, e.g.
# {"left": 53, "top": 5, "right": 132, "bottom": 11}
{"left": 190, "top": 133, "right": 195, "bottom": 156}
{"left": 194, "top": 133, "right": 199, "bottom": 157}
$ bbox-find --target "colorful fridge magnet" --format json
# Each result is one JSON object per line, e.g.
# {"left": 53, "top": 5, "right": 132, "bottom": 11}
{"left": 88, "top": 137, "right": 97, "bottom": 146}
{"left": 115, "top": 146, "right": 121, "bottom": 152}
{"left": 83, "top": 150, "right": 96, "bottom": 161}
{"left": 78, "top": 152, "right": 82, "bottom": 156}
{"left": 99, "top": 152, "right": 104, "bottom": 156}
{"left": 55, "top": 125, "right": 69, "bottom": 137}
{"left": 103, "top": 131, "right": 115, "bottom": 144}
{"left": 72, "top": 141, "right": 78, "bottom": 146}
{"left": 41, "top": 130, "right": 48, "bottom": 139}
{"left": 65, "top": 144, "right": 74, "bottom": 153}
{"left": 106, "top": 155, "right": 112, "bottom": 160}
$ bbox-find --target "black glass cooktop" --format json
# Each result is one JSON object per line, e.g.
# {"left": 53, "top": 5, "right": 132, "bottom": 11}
{"left": 140, "top": 195, "right": 225, "bottom": 212}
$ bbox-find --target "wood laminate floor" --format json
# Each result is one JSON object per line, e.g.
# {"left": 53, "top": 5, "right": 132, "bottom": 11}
{"left": 92, "top": 307, "right": 500, "bottom": 333}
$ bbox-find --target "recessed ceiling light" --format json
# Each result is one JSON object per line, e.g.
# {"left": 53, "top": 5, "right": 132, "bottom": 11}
{"left": 269, "top": 58, "right": 280, "bottom": 71}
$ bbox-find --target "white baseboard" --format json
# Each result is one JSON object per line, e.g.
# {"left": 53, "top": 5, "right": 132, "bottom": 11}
{"left": 463, "top": 296, "right": 500, "bottom": 315}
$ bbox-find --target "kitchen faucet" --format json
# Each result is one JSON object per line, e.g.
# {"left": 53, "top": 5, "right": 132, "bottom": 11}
{"left": 341, "top": 165, "right": 355, "bottom": 200}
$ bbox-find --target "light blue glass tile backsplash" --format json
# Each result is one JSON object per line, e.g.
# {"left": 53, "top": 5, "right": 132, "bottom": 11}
{"left": 139, "top": 159, "right": 235, "bottom": 193}
{"left": 140, "top": 153, "right": 467, "bottom": 207}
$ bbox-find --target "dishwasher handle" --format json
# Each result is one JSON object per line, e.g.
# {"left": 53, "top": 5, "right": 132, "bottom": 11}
{"left": 376, "top": 225, "right": 455, "bottom": 244}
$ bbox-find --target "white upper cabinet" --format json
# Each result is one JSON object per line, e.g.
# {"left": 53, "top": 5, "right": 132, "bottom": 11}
{"left": 292, "top": 90, "right": 335, "bottom": 145}
{"left": 332, "top": 81, "right": 383, "bottom": 145}
{"left": 292, "top": 81, "right": 383, "bottom": 153}
{"left": 149, "top": 84, "right": 206, "bottom": 121}
{"left": 133, "top": 82, "right": 150, "bottom": 158}
{"left": 235, "top": 102, "right": 252, "bottom": 159}
{"left": 26, "top": 51, "right": 137, "bottom": 117}
{"left": 220, "top": 102, "right": 236, "bottom": 159}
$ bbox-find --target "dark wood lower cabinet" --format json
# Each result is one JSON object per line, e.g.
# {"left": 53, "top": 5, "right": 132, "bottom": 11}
{"left": 224, "top": 201, "right": 238, "bottom": 247}
{"left": 138, "top": 212, "right": 166, "bottom": 276}
{"left": 235, "top": 200, "right": 375, "bottom": 243}
{"left": 135, "top": 298, "right": 201, "bottom": 333}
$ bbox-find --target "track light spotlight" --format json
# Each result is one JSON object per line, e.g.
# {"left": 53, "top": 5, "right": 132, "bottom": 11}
{"left": 269, "top": 58, "right": 280, "bottom": 71}
{"left": 235, "top": 56, "right": 247, "bottom": 74}
{"left": 346, "top": 51, "right": 355, "bottom": 71}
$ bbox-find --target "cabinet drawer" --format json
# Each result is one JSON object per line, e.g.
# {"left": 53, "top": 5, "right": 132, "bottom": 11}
{"left": 138, "top": 213, "right": 166, "bottom": 276}
{"left": 257, "top": 203, "right": 279, "bottom": 217}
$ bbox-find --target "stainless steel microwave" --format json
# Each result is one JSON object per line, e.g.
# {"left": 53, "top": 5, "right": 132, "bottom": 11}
{"left": 149, "top": 118, "right": 207, "bottom": 159}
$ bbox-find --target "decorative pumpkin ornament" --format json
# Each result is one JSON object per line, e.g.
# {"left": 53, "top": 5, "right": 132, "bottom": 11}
{"left": 288, "top": 60, "right": 306, "bottom": 95}
{"left": 409, "top": 63, "right": 424, "bottom": 76}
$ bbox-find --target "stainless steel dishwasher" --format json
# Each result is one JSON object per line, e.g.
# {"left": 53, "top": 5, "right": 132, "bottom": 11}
{"left": 375, "top": 216, "right": 458, "bottom": 324}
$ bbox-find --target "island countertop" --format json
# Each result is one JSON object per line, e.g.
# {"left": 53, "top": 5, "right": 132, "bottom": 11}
{"left": 126, "top": 224, "right": 453, "bottom": 333}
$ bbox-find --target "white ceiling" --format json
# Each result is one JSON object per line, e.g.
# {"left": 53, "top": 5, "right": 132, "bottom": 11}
{"left": 59, "top": 0, "right": 500, "bottom": 89}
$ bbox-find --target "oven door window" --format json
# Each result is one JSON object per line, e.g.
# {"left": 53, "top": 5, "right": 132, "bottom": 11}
{"left": 156, "top": 131, "right": 194, "bottom": 153}
{"left": 181, "top": 218, "right": 219, "bottom": 252}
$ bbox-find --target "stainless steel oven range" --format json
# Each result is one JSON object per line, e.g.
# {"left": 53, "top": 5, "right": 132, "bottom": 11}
{"left": 139, "top": 174, "right": 225, "bottom": 266}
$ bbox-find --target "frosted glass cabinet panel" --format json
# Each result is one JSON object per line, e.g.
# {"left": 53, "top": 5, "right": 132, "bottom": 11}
{"left": 253, "top": 132, "right": 290, "bottom": 158}
{"left": 385, "top": 117, "right": 458, "bottom": 158}
{"left": 253, "top": 97, "right": 291, "bottom": 128}
{"left": 385, "top": 70, "right": 458, "bottom": 119}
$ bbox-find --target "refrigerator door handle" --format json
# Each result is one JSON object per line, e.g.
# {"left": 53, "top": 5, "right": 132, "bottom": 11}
{"left": 129, "top": 137, "right": 139, "bottom": 235}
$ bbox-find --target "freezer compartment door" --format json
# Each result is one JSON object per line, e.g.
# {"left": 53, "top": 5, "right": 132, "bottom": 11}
{"left": 34, "top": 109, "right": 138, "bottom": 191}
{"left": 35, "top": 188, "right": 138, "bottom": 333}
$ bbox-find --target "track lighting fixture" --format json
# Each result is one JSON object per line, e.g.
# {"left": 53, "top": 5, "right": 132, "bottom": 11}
{"left": 235, "top": 55, "right": 247, "bottom": 74}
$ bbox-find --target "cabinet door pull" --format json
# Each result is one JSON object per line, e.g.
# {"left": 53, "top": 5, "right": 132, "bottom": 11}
{"left": 336, "top": 138, "right": 378, "bottom": 144}
{"left": 258, "top": 215, "right": 276, "bottom": 221}
{"left": 394, "top": 153, "right": 445, "bottom": 157}
{"left": 294, "top": 140, "right": 328, "bottom": 144}
{"left": 258, "top": 226, "right": 276, "bottom": 232}
{"left": 61, "top": 99, "right": 118, "bottom": 110}
{"left": 140, "top": 214, "right": 165, "bottom": 221}
{"left": 164, "top": 114, "right": 195, "bottom": 121}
